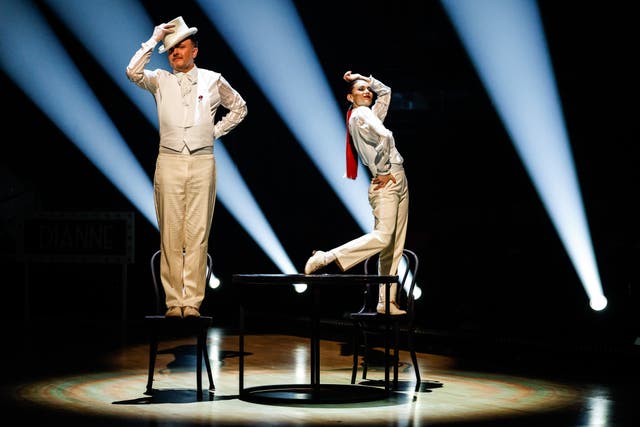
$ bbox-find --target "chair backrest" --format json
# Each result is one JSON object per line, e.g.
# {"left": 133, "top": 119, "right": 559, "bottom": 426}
{"left": 150, "top": 249, "right": 213, "bottom": 315}
{"left": 360, "top": 249, "right": 419, "bottom": 318}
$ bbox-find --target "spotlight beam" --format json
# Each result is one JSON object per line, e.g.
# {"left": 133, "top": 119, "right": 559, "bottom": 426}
{"left": 440, "top": 0, "right": 606, "bottom": 310}
{"left": 0, "top": 0, "right": 155, "bottom": 225}
{"left": 196, "top": 0, "right": 373, "bottom": 230}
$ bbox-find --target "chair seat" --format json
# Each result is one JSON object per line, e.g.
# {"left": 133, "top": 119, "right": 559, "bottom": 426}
{"left": 144, "top": 315, "right": 214, "bottom": 328}
{"left": 351, "top": 312, "right": 408, "bottom": 320}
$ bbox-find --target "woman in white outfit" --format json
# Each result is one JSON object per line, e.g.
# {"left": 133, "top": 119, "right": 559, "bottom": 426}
{"left": 304, "top": 71, "right": 409, "bottom": 315}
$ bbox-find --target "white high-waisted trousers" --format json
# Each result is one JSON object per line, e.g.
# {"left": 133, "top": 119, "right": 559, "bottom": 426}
{"left": 154, "top": 152, "right": 216, "bottom": 309}
{"left": 332, "top": 169, "right": 409, "bottom": 284}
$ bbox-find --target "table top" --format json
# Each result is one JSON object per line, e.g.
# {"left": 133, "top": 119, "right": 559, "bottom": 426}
{"left": 232, "top": 273, "right": 398, "bottom": 285}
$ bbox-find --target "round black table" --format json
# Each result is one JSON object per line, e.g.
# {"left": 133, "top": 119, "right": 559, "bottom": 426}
{"left": 232, "top": 273, "right": 399, "bottom": 404}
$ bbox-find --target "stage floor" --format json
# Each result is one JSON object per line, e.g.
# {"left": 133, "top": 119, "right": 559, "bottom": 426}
{"left": 1, "top": 322, "right": 636, "bottom": 426}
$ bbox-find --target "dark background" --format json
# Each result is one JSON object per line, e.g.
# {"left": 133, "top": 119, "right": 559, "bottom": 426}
{"left": 1, "top": 0, "right": 638, "bottom": 353}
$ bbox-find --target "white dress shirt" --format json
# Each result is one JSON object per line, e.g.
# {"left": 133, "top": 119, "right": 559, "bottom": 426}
{"left": 348, "top": 76, "right": 404, "bottom": 176}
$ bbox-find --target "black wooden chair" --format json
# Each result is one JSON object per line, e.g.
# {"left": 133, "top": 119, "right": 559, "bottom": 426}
{"left": 349, "top": 249, "right": 421, "bottom": 391}
{"left": 144, "top": 249, "right": 215, "bottom": 400}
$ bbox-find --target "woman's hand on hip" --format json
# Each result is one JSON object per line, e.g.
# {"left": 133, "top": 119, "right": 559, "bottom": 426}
{"left": 372, "top": 174, "right": 396, "bottom": 190}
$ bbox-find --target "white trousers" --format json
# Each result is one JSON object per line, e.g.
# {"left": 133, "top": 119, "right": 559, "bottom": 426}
{"left": 332, "top": 170, "right": 409, "bottom": 300}
{"left": 154, "top": 152, "right": 216, "bottom": 309}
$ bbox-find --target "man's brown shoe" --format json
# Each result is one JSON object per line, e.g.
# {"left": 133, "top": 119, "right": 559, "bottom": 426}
{"left": 165, "top": 306, "right": 182, "bottom": 318}
{"left": 183, "top": 306, "right": 200, "bottom": 318}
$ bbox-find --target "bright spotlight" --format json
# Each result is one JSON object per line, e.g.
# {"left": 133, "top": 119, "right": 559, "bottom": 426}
{"left": 293, "top": 284, "right": 307, "bottom": 293}
{"left": 208, "top": 271, "right": 221, "bottom": 289}
{"left": 589, "top": 295, "right": 607, "bottom": 312}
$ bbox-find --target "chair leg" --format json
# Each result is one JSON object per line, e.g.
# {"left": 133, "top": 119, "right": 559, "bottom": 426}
{"left": 196, "top": 333, "right": 204, "bottom": 401}
{"left": 393, "top": 322, "right": 400, "bottom": 390}
{"left": 362, "top": 331, "right": 369, "bottom": 380}
{"left": 145, "top": 334, "right": 158, "bottom": 395}
{"left": 351, "top": 324, "right": 359, "bottom": 384}
{"left": 408, "top": 329, "right": 421, "bottom": 391}
{"left": 201, "top": 331, "right": 215, "bottom": 392}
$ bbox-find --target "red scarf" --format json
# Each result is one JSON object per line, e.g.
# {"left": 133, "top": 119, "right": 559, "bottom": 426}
{"left": 345, "top": 108, "right": 358, "bottom": 179}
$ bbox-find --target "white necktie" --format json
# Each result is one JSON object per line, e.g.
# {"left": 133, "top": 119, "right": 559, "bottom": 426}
{"left": 177, "top": 73, "right": 192, "bottom": 98}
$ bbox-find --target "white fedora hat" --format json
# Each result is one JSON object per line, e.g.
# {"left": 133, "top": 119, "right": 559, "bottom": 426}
{"left": 158, "top": 16, "right": 198, "bottom": 54}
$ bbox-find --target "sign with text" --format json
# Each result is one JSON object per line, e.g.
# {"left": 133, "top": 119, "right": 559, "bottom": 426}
{"left": 18, "top": 212, "right": 134, "bottom": 263}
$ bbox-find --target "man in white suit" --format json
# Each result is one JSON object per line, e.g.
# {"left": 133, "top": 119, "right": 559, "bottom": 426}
{"left": 126, "top": 16, "right": 247, "bottom": 318}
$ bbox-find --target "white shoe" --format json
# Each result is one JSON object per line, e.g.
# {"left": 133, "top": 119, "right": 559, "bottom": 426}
{"left": 376, "top": 301, "right": 407, "bottom": 315}
{"left": 304, "top": 250, "right": 331, "bottom": 274}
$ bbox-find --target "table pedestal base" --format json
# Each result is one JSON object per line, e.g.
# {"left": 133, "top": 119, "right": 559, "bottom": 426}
{"left": 239, "top": 383, "right": 389, "bottom": 404}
